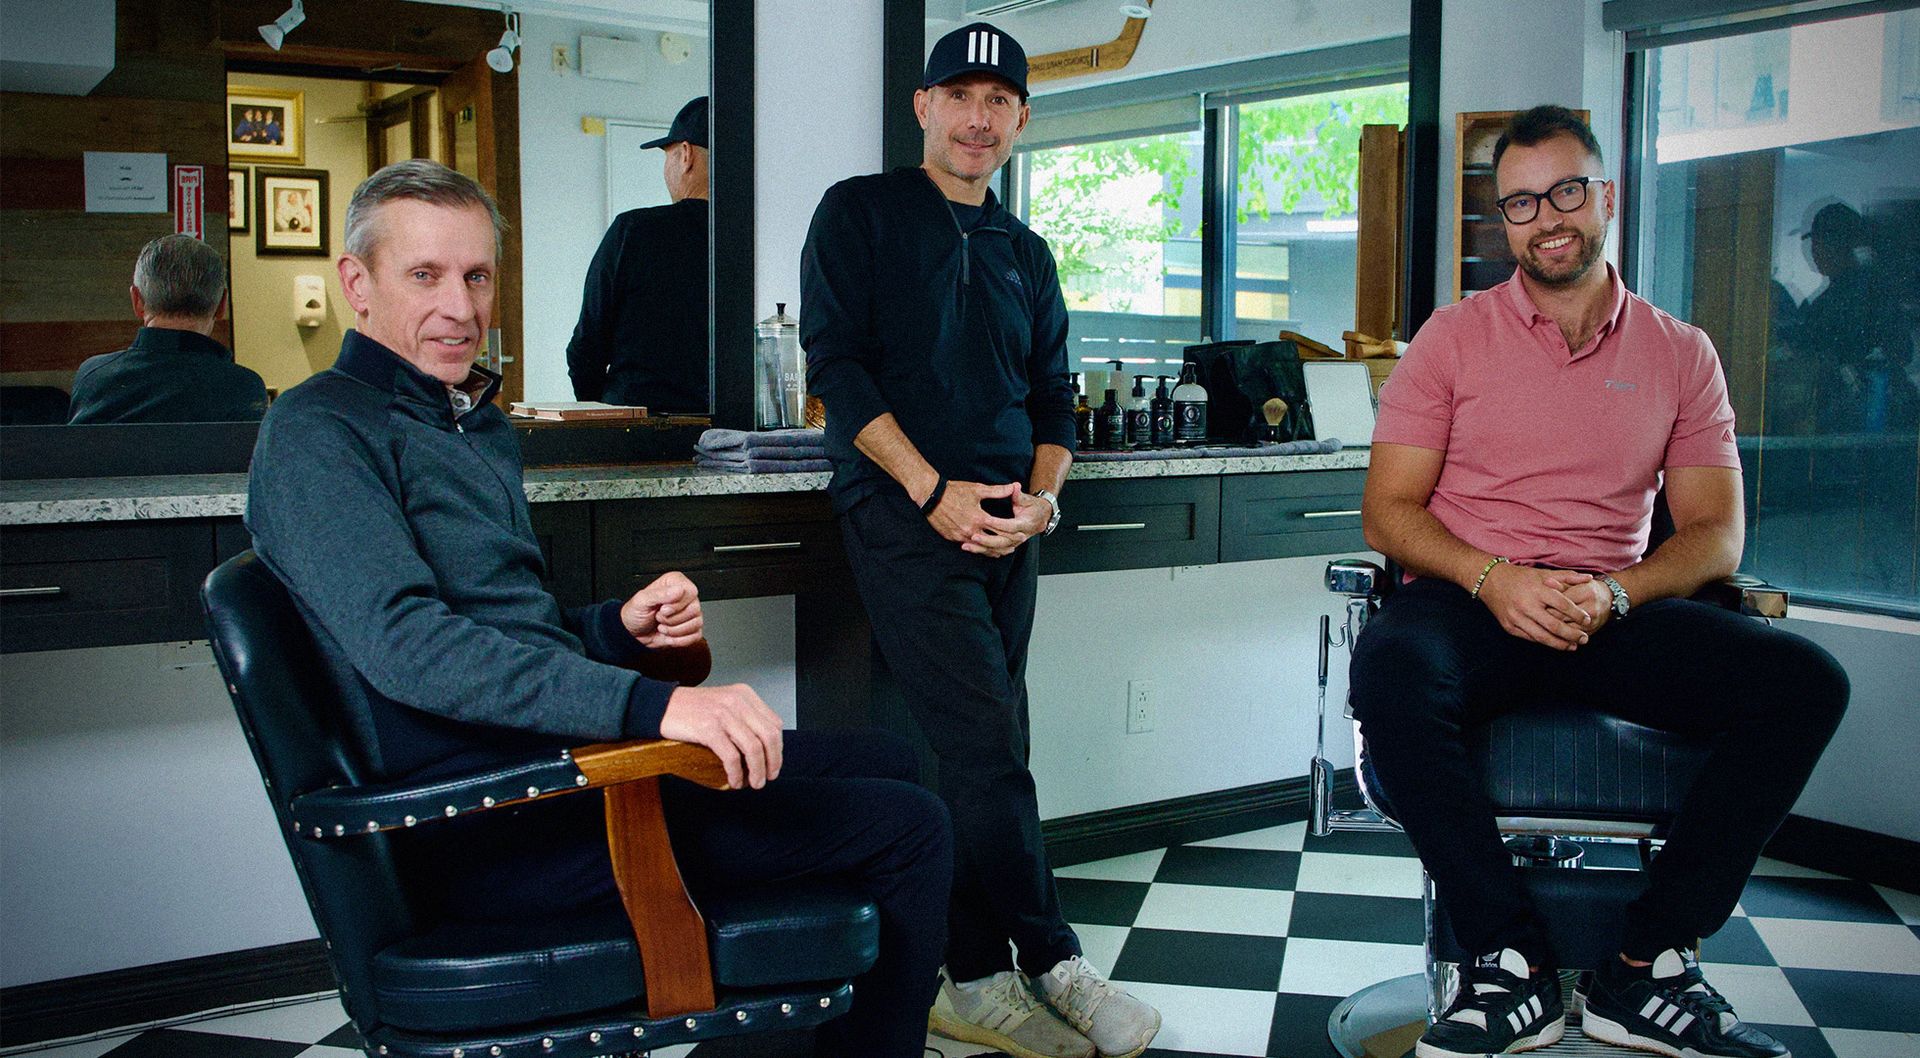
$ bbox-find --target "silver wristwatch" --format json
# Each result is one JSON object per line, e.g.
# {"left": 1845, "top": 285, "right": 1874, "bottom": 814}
{"left": 1599, "top": 574, "right": 1631, "bottom": 618}
{"left": 1031, "top": 488, "right": 1063, "bottom": 536}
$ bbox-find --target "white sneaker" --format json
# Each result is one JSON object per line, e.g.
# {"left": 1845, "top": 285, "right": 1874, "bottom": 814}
{"left": 1034, "top": 956, "right": 1162, "bottom": 1058}
{"left": 929, "top": 969, "right": 1095, "bottom": 1058}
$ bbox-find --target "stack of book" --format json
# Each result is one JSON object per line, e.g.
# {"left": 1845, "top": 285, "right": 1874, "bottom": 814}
{"left": 508, "top": 401, "right": 647, "bottom": 421}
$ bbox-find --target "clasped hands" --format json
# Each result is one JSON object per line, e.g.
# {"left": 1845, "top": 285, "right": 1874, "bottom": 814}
{"left": 1475, "top": 562, "right": 1617, "bottom": 651}
{"left": 918, "top": 479, "right": 1053, "bottom": 558}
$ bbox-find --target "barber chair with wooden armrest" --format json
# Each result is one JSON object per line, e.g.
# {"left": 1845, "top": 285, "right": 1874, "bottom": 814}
{"left": 203, "top": 550, "right": 878, "bottom": 1058}
{"left": 1308, "top": 551, "right": 1789, "bottom": 1058}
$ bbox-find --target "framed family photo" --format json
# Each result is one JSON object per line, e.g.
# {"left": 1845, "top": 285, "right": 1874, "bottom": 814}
{"left": 255, "top": 168, "right": 328, "bottom": 256}
{"left": 228, "top": 166, "right": 249, "bottom": 232}
{"left": 227, "top": 87, "right": 303, "bottom": 166}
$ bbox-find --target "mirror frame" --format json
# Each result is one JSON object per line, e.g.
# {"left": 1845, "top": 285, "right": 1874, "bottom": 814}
{"left": 2, "top": 0, "right": 756, "bottom": 478}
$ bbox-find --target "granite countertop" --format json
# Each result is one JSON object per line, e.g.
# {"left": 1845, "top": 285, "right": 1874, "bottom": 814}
{"left": 0, "top": 449, "right": 1370, "bottom": 526}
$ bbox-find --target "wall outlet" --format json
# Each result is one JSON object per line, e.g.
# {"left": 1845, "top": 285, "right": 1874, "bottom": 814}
{"left": 552, "top": 43, "right": 572, "bottom": 71}
{"left": 1170, "top": 565, "right": 1205, "bottom": 580}
{"left": 158, "top": 640, "right": 215, "bottom": 670}
{"left": 1127, "top": 679, "right": 1154, "bottom": 733}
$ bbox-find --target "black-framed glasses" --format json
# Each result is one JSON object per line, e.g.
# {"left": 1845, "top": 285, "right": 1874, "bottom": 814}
{"left": 1495, "top": 176, "right": 1606, "bottom": 224}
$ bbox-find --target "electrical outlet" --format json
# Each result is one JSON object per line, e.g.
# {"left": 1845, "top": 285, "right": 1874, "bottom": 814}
{"left": 158, "top": 640, "right": 215, "bottom": 670}
{"left": 1170, "top": 565, "right": 1205, "bottom": 580}
{"left": 1127, "top": 679, "right": 1154, "bottom": 733}
{"left": 552, "top": 43, "right": 571, "bottom": 71}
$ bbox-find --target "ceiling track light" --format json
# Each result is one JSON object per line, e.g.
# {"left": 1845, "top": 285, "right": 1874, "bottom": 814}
{"left": 487, "top": 10, "right": 522, "bottom": 74}
{"left": 258, "top": 0, "right": 305, "bottom": 51}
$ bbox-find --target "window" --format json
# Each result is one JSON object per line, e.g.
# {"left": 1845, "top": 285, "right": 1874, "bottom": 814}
{"left": 1630, "top": 8, "right": 1920, "bottom": 615}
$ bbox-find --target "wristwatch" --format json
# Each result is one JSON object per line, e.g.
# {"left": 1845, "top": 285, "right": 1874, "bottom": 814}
{"left": 1031, "top": 488, "right": 1063, "bottom": 536}
{"left": 1599, "top": 574, "right": 1631, "bottom": 618}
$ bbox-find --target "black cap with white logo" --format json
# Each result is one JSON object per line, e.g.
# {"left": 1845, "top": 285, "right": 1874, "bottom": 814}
{"left": 923, "top": 22, "right": 1028, "bottom": 99}
{"left": 639, "top": 96, "right": 708, "bottom": 150}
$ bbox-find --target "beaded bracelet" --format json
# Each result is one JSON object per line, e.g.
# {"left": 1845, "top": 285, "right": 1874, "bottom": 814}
{"left": 1470, "top": 556, "right": 1509, "bottom": 599}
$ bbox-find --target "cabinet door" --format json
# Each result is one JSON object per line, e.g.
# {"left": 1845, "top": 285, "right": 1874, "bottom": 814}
{"left": 1220, "top": 470, "right": 1368, "bottom": 562}
{"left": 529, "top": 502, "right": 594, "bottom": 609}
{"left": 1040, "top": 477, "right": 1219, "bottom": 575}
{"left": 1, "top": 521, "right": 216, "bottom": 653}
{"left": 593, "top": 492, "right": 845, "bottom": 601}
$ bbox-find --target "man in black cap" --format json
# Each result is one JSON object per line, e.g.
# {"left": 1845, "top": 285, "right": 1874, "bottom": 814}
{"left": 565, "top": 95, "right": 710, "bottom": 413}
{"left": 801, "top": 22, "right": 1160, "bottom": 1058}
{"left": 1791, "top": 201, "right": 1917, "bottom": 432}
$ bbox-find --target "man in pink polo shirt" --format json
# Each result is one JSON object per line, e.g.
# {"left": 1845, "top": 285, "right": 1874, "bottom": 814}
{"left": 1354, "top": 106, "right": 1849, "bottom": 1058}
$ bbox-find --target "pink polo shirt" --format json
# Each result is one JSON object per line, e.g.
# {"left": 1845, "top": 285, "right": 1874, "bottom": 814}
{"left": 1374, "top": 265, "right": 1739, "bottom": 573}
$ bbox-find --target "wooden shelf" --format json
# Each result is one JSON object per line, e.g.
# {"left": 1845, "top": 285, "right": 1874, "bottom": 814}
{"left": 1452, "top": 109, "right": 1587, "bottom": 303}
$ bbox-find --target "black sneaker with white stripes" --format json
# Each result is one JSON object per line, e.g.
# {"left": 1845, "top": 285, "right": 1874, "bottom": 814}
{"left": 1414, "top": 948, "right": 1565, "bottom": 1058}
{"left": 1578, "top": 948, "right": 1790, "bottom": 1058}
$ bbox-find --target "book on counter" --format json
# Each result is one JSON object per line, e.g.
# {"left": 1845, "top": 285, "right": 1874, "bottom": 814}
{"left": 508, "top": 401, "right": 648, "bottom": 421}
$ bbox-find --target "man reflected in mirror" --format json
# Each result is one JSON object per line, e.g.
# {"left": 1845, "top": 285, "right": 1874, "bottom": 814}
{"left": 565, "top": 95, "right": 711, "bottom": 413}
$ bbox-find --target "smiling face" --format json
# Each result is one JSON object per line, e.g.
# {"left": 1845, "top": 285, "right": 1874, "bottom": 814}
{"left": 916, "top": 73, "right": 1029, "bottom": 195}
{"left": 1495, "top": 132, "right": 1614, "bottom": 290}
{"left": 336, "top": 198, "right": 497, "bottom": 384}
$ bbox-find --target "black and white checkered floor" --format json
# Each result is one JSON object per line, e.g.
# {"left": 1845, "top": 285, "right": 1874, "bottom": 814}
{"left": 18, "top": 822, "right": 1920, "bottom": 1058}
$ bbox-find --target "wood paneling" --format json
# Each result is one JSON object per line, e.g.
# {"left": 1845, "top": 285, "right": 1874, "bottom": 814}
{"left": 0, "top": 320, "right": 235, "bottom": 374}
{"left": 1688, "top": 151, "right": 1776, "bottom": 433}
{"left": 1354, "top": 124, "right": 1404, "bottom": 339}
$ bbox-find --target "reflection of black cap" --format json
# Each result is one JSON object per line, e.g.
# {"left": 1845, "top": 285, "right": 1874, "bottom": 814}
{"left": 924, "top": 22, "right": 1028, "bottom": 98}
{"left": 640, "top": 96, "right": 708, "bottom": 150}
{"left": 1802, "top": 201, "right": 1865, "bottom": 246}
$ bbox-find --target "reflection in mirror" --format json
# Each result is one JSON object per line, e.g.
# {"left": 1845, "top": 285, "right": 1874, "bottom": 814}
{"left": 924, "top": 0, "right": 1411, "bottom": 387}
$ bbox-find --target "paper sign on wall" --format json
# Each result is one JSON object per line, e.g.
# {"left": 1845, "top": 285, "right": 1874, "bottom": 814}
{"left": 83, "top": 151, "right": 168, "bottom": 213}
{"left": 173, "top": 165, "right": 204, "bottom": 239}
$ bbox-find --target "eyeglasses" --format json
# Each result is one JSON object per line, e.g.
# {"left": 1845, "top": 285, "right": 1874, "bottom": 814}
{"left": 1494, "top": 176, "right": 1606, "bottom": 225}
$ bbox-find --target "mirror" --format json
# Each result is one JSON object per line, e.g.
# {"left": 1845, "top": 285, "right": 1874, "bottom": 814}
{"left": 920, "top": 0, "right": 1413, "bottom": 389}
{"left": 0, "top": 0, "right": 722, "bottom": 464}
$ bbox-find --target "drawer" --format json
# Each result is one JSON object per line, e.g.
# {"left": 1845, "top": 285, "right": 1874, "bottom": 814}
{"left": 529, "top": 501, "right": 594, "bottom": 609}
{"left": 1220, "top": 470, "right": 1368, "bottom": 562}
{"left": 1, "top": 520, "right": 216, "bottom": 653}
{"left": 1041, "top": 476, "right": 1219, "bottom": 575}
{"left": 593, "top": 492, "right": 845, "bottom": 601}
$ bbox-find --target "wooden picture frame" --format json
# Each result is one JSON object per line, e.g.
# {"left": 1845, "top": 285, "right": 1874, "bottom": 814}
{"left": 227, "top": 86, "right": 304, "bottom": 166}
{"left": 228, "top": 166, "right": 249, "bottom": 233}
{"left": 255, "top": 168, "right": 328, "bottom": 257}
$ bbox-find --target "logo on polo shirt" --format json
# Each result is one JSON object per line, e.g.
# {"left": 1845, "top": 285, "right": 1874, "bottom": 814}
{"left": 1604, "top": 379, "right": 1638, "bottom": 392}
{"left": 969, "top": 28, "right": 1003, "bottom": 65}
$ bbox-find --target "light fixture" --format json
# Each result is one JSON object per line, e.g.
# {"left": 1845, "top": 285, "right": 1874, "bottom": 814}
{"left": 486, "top": 10, "right": 522, "bottom": 74}
{"left": 258, "top": 0, "right": 305, "bottom": 51}
{"left": 1119, "top": 3, "right": 1151, "bottom": 17}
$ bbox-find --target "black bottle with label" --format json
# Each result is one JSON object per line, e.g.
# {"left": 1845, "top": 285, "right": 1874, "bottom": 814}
{"left": 1150, "top": 375, "right": 1175, "bottom": 446}
{"left": 1072, "top": 373, "right": 1094, "bottom": 450}
{"left": 1095, "top": 388, "right": 1124, "bottom": 450}
{"left": 1172, "top": 362, "right": 1209, "bottom": 444}
{"left": 1125, "top": 376, "right": 1152, "bottom": 448}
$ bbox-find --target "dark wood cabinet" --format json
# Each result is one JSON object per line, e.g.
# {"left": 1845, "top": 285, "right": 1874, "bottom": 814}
{"left": 0, "top": 521, "right": 216, "bottom": 653}
{"left": 1040, "top": 477, "right": 1221, "bottom": 575}
{"left": 592, "top": 492, "right": 847, "bottom": 602}
{"left": 1220, "top": 470, "right": 1367, "bottom": 562}
{"left": 529, "top": 501, "right": 594, "bottom": 610}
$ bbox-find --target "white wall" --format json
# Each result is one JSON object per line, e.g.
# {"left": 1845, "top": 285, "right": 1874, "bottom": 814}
{"left": 517, "top": 14, "right": 710, "bottom": 402}
{"left": 1777, "top": 613, "right": 1920, "bottom": 844}
{"left": 0, "top": 0, "right": 114, "bottom": 95}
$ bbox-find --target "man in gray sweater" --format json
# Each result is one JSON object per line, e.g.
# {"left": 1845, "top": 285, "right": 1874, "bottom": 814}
{"left": 245, "top": 160, "right": 951, "bottom": 1058}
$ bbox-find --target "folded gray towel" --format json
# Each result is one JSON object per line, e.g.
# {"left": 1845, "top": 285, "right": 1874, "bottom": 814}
{"left": 697, "top": 444, "right": 829, "bottom": 464}
{"left": 695, "top": 455, "right": 834, "bottom": 474}
{"left": 1075, "top": 438, "right": 1343, "bottom": 461}
{"left": 695, "top": 428, "right": 826, "bottom": 456}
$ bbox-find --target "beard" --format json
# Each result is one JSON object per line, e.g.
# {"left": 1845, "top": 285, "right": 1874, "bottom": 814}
{"left": 1516, "top": 224, "right": 1607, "bottom": 287}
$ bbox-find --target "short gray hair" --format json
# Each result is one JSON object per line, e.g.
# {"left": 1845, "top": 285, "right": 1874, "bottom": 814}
{"left": 343, "top": 159, "right": 506, "bottom": 262}
{"left": 132, "top": 235, "right": 226, "bottom": 318}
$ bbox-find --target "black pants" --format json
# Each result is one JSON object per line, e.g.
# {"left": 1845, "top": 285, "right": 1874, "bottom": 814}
{"left": 1349, "top": 578, "right": 1849, "bottom": 963}
{"left": 414, "top": 728, "right": 952, "bottom": 1058}
{"left": 840, "top": 489, "right": 1081, "bottom": 982}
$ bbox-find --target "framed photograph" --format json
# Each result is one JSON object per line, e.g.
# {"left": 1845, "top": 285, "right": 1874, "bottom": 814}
{"left": 228, "top": 166, "right": 249, "bottom": 232}
{"left": 227, "top": 87, "right": 303, "bottom": 166}
{"left": 255, "top": 168, "right": 328, "bottom": 256}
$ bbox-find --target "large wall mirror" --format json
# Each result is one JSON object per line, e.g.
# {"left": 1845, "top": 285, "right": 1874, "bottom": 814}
{"left": 0, "top": 0, "right": 751, "bottom": 475}
{"left": 913, "top": 0, "right": 1424, "bottom": 382}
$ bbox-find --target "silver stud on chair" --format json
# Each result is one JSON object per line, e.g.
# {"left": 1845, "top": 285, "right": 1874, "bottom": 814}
{"left": 633, "top": 1025, "right": 645, "bottom": 1037}
{"left": 333, "top": 824, "right": 346, "bottom": 836}
{"left": 444, "top": 805, "right": 458, "bottom": 817}
{"left": 452, "top": 1049, "right": 464, "bottom": 1057}
{"left": 366, "top": 820, "right": 379, "bottom": 832}
{"left": 819, "top": 997, "right": 831, "bottom": 1008}
{"left": 312, "top": 827, "right": 323, "bottom": 838}
{"left": 735, "top": 1010, "right": 747, "bottom": 1022}
{"left": 490, "top": 1047, "right": 502, "bottom": 1056}
{"left": 575, "top": 775, "right": 588, "bottom": 787}
{"left": 376, "top": 1048, "right": 387, "bottom": 1056}
{"left": 541, "top": 1037, "right": 553, "bottom": 1049}
{"left": 482, "top": 796, "right": 495, "bottom": 808}
{"left": 561, "top": 749, "right": 571, "bottom": 761}
{"left": 684, "top": 1017, "right": 696, "bottom": 1029}
{"left": 780, "top": 1003, "right": 793, "bottom": 1015}
{"left": 404, "top": 815, "right": 417, "bottom": 827}
{"left": 589, "top": 1031, "right": 602, "bottom": 1043}
{"left": 527, "top": 786, "right": 540, "bottom": 798}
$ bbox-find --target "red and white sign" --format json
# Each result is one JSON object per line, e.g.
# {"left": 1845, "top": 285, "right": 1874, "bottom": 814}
{"left": 173, "top": 165, "right": 204, "bottom": 239}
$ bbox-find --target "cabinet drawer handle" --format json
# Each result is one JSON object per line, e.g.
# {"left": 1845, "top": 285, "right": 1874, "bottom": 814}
{"left": 1075, "top": 522, "right": 1148, "bottom": 532}
{"left": 711, "top": 541, "right": 803, "bottom": 553}
{"left": 1300, "top": 509, "right": 1362, "bottom": 519}
{"left": 0, "top": 586, "right": 65, "bottom": 598}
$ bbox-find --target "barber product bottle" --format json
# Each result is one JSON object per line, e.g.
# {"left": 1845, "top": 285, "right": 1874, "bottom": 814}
{"left": 1072, "top": 373, "right": 1095, "bottom": 450}
{"left": 1096, "top": 388, "right": 1124, "bottom": 450}
{"left": 1150, "top": 376, "right": 1175, "bottom": 446}
{"left": 1125, "top": 377, "right": 1152, "bottom": 448}
{"left": 1172, "top": 363, "right": 1209, "bottom": 444}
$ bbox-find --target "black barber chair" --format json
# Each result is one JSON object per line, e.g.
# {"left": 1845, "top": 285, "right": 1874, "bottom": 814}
{"left": 1309, "top": 552, "right": 1788, "bottom": 1058}
{"left": 203, "top": 551, "right": 879, "bottom": 1057}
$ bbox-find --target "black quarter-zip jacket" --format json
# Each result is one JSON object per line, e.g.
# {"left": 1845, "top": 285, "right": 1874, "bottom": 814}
{"left": 801, "top": 167, "right": 1077, "bottom": 512}
{"left": 246, "top": 330, "right": 673, "bottom": 780}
